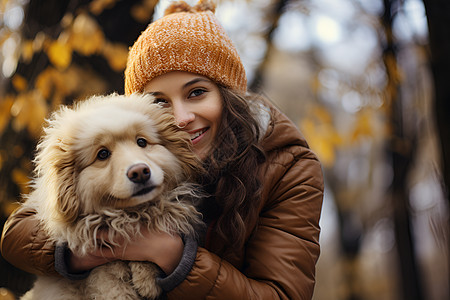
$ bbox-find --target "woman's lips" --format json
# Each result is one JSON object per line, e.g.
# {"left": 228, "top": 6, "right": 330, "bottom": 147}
{"left": 189, "top": 128, "right": 208, "bottom": 143}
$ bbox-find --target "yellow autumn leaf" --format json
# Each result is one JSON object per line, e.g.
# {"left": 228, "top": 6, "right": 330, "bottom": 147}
{"left": 90, "top": 0, "right": 118, "bottom": 15}
{"left": 11, "top": 91, "right": 48, "bottom": 137}
{"left": 64, "top": 65, "right": 108, "bottom": 98}
{"left": 300, "top": 117, "right": 341, "bottom": 168}
{"left": 35, "top": 67, "right": 54, "bottom": 99}
{"left": 47, "top": 69, "right": 70, "bottom": 103}
{"left": 312, "top": 137, "right": 336, "bottom": 168}
{"left": 35, "top": 66, "right": 72, "bottom": 105}
{"left": 21, "top": 40, "right": 34, "bottom": 63}
{"left": 70, "top": 13, "right": 104, "bottom": 56}
{"left": 300, "top": 119, "right": 315, "bottom": 137}
{"left": 28, "top": 92, "right": 48, "bottom": 137}
{"left": 47, "top": 40, "right": 72, "bottom": 70}
{"left": 102, "top": 42, "right": 129, "bottom": 71}
{"left": 47, "top": 66, "right": 85, "bottom": 108}
{"left": 12, "top": 74, "right": 28, "bottom": 91}
{"left": 351, "top": 110, "right": 374, "bottom": 143}
{"left": 61, "top": 66, "right": 82, "bottom": 96}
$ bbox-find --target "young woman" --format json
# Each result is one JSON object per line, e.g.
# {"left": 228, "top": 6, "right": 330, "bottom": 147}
{"left": 1, "top": 1, "right": 324, "bottom": 299}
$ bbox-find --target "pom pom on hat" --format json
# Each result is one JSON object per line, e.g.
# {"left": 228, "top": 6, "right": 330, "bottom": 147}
{"left": 164, "top": 0, "right": 215, "bottom": 15}
{"left": 125, "top": 0, "right": 247, "bottom": 95}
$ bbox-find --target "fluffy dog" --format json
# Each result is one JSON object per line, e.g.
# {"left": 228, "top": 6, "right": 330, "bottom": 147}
{"left": 20, "top": 93, "right": 203, "bottom": 299}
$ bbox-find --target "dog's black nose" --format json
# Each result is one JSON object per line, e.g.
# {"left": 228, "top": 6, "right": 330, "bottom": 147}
{"left": 127, "top": 163, "right": 151, "bottom": 184}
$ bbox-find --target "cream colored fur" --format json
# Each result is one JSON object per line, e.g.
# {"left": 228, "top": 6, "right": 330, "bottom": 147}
{"left": 21, "top": 93, "right": 203, "bottom": 300}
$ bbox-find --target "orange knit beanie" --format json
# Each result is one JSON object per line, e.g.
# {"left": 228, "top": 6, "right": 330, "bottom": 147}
{"left": 124, "top": 0, "right": 247, "bottom": 95}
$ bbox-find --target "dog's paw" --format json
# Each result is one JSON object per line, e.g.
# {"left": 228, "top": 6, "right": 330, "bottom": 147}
{"left": 129, "top": 261, "right": 162, "bottom": 299}
{"left": 86, "top": 262, "right": 140, "bottom": 300}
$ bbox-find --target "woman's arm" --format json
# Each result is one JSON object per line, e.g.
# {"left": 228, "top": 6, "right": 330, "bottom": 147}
{"left": 167, "top": 150, "right": 324, "bottom": 299}
{"left": 1, "top": 206, "right": 58, "bottom": 276}
{"left": 68, "top": 228, "right": 185, "bottom": 275}
{"left": 1, "top": 206, "right": 191, "bottom": 280}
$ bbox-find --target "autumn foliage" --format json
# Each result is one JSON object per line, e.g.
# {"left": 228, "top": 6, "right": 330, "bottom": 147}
{"left": 0, "top": 0, "right": 448, "bottom": 299}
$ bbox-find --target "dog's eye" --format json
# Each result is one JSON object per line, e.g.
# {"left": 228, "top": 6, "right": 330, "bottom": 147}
{"left": 97, "top": 149, "right": 110, "bottom": 160}
{"left": 137, "top": 138, "right": 147, "bottom": 148}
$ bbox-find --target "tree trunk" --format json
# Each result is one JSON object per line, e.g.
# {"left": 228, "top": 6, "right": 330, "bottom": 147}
{"left": 249, "top": 0, "right": 290, "bottom": 92}
{"left": 422, "top": 0, "right": 450, "bottom": 202}
{"left": 421, "top": 2, "right": 450, "bottom": 299}
{"left": 381, "top": 1, "right": 424, "bottom": 299}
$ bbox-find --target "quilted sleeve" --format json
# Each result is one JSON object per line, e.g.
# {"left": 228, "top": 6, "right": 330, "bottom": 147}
{"left": 167, "top": 147, "right": 324, "bottom": 299}
{"left": 1, "top": 206, "right": 58, "bottom": 276}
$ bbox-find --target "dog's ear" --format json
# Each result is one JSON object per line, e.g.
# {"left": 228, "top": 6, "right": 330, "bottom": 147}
{"left": 35, "top": 107, "right": 81, "bottom": 224}
{"left": 55, "top": 154, "right": 80, "bottom": 224}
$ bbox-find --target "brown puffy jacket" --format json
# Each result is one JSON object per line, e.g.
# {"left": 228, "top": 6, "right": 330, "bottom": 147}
{"left": 1, "top": 107, "right": 324, "bottom": 299}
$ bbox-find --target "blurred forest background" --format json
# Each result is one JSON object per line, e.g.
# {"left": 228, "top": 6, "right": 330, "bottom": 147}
{"left": 0, "top": 0, "right": 448, "bottom": 299}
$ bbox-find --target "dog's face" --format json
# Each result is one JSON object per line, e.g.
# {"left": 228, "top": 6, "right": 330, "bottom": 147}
{"left": 34, "top": 94, "right": 199, "bottom": 224}
{"left": 75, "top": 111, "right": 180, "bottom": 211}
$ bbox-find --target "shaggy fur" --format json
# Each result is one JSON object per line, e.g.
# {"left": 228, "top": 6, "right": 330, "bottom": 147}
{"left": 21, "top": 93, "right": 203, "bottom": 300}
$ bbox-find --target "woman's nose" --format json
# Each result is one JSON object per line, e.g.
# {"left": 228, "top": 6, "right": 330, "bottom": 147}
{"left": 172, "top": 103, "right": 195, "bottom": 128}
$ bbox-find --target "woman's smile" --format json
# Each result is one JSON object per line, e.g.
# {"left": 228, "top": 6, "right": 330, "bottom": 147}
{"left": 189, "top": 127, "right": 209, "bottom": 143}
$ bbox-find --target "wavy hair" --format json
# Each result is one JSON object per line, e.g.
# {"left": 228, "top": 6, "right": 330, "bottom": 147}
{"left": 199, "top": 87, "right": 268, "bottom": 250}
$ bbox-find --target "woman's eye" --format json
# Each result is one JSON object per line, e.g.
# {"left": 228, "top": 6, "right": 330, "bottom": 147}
{"left": 97, "top": 149, "right": 110, "bottom": 160}
{"left": 137, "top": 138, "right": 147, "bottom": 148}
{"left": 189, "top": 89, "right": 206, "bottom": 98}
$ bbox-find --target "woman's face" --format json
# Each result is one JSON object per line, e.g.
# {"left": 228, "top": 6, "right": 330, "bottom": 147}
{"left": 144, "top": 71, "right": 223, "bottom": 160}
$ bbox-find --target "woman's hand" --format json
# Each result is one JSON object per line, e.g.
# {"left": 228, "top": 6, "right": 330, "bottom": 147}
{"left": 68, "top": 228, "right": 184, "bottom": 275}
{"left": 68, "top": 249, "right": 111, "bottom": 273}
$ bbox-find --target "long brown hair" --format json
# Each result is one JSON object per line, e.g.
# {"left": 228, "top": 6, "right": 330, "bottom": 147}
{"left": 199, "top": 86, "right": 268, "bottom": 249}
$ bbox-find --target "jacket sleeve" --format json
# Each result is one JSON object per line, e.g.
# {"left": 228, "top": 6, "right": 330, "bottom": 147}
{"left": 167, "top": 148, "right": 324, "bottom": 300}
{"left": 1, "top": 205, "right": 58, "bottom": 276}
